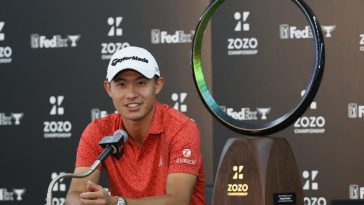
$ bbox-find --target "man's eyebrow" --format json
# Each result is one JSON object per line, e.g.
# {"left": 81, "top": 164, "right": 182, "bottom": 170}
{"left": 113, "top": 76, "right": 124, "bottom": 82}
{"left": 136, "top": 76, "right": 148, "bottom": 80}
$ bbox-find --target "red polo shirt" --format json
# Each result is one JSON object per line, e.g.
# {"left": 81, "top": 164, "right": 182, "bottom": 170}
{"left": 75, "top": 102, "right": 205, "bottom": 205}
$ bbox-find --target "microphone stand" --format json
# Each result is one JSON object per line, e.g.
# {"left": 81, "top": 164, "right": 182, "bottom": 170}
{"left": 46, "top": 145, "right": 116, "bottom": 205}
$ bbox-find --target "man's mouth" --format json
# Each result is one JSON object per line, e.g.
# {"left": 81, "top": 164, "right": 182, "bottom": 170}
{"left": 125, "top": 103, "right": 141, "bottom": 109}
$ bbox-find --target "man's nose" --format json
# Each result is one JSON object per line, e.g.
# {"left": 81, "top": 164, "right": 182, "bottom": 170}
{"left": 125, "top": 85, "right": 139, "bottom": 98}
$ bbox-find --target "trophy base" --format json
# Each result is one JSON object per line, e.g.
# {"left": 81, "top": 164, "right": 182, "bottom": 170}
{"left": 212, "top": 137, "right": 303, "bottom": 205}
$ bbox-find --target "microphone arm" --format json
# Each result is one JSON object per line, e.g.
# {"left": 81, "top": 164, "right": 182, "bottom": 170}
{"left": 46, "top": 159, "right": 103, "bottom": 205}
{"left": 45, "top": 130, "right": 128, "bottom": 205}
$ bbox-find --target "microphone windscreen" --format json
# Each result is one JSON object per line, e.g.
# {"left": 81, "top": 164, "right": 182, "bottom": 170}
{"left": 113, "top": 130, "right": 128, "bottom": 143}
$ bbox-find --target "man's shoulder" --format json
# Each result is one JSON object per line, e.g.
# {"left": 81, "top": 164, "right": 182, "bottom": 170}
{"left": 87, "top": 113, "right": 121, "bottom": 135}
{"left": 93, "top": 113, "right": 120, "bottom": 123}
{"left": 158, "top": 103, "right": 197, "bottom": 132}
{"left": 159, "top": 103, "right": 190, "bottom": 121}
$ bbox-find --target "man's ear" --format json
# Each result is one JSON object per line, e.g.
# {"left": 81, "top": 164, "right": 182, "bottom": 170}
{"left": 104, "top": 80, "right": 112, "bottom": 97}
{"left": 155, "top": 77, "right": 165, "bottom": 95}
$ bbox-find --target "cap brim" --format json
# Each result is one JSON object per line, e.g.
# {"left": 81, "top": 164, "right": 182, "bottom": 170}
{"left": 107, "top": 66, "right": 156, "bottom": 82}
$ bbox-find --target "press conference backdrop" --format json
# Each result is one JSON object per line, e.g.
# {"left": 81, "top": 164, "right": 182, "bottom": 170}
{"left": 0, "top": 0, "right": 363, "bottom": 205}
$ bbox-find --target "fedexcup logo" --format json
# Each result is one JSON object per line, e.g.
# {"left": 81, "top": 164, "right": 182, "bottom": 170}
{"left": 257, "top": 108, "right": 270, "bottom": 120}
{"left": 151, "top": 29, "right": 194, "bottom": 44}
{"left": 91, "top": 108, "right": 108, "bottom": 121}
{"left": 348, "top": 103, "right": 364, "bottom": 118}
{"left": 349, "top": 185, "right": 364, "bottom": 199}
{"left": 0, "top": 112, "right": 23, "bottom": 126}
{"left": 0, "top": 188, "right": 26, "bottom": 201}
{"left": 280, "top": 24, "right": 313, "bottom": 39}
{"left": 280, "top": 24, "right": 336, "bottom": 39}
{"left": 321, "top": 25, "right": 336, "bottom": 38}
{"left": 221, "top": 106, "right": 271, "bottom": 120}
{"left": 30, "top": 34, "right": 80, "bottom": 48}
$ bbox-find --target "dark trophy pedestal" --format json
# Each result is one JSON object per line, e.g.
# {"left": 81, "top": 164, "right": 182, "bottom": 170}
{"left": 211, "top": 137, "right": 303, "bottom": 205}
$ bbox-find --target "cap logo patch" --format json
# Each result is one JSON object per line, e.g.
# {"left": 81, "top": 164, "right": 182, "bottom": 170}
{"left": 111, "top": 56, "right": 149, "bottom": 66}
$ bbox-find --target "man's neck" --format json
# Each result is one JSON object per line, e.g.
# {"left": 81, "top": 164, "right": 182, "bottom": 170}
{"left": 122, "top": 105, "right": 156, "bottom": 146}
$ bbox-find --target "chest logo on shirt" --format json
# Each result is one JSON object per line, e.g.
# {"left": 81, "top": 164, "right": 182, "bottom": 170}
{"left": 182, "top": 149, "right": 192, "bottom": 157}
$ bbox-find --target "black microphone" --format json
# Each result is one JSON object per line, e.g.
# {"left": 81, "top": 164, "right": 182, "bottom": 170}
{"left": 97, "top": 130, "right": 128, "bottom": 161}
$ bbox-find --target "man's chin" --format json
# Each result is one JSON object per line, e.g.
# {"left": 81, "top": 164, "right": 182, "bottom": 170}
{"left": 121, "top": 114, "right": 144, "bottom": 122}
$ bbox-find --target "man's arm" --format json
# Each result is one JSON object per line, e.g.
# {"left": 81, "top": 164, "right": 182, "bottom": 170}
{"left": 125, "top": 173, "right": 197, "bottom": 205}
{"left": 65, "top": 167, "right": 102, "bottom": 205}
{"left": 75, "top": 172, "right": 197, "bottom": 205}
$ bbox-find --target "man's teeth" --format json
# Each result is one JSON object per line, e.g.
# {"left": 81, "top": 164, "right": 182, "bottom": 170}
{"left": 127, "top": 104, "right": 139, "bottom": 108}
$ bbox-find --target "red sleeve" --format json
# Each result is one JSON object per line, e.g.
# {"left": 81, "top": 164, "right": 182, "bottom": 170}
{"left": 75, "top": 122, "right": 104, "bottom": 170}
{"left": 168, "top": 120, "right": 202, "bottom": 176}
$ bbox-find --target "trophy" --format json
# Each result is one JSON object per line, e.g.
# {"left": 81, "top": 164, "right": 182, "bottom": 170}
{"left": 191, "top": 0, "right": 325, "bottom": 204}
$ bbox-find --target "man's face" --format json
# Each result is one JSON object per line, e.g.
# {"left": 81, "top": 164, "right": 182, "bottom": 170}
{"left": 104, "top": 70, "right": 164, "bottom": 123}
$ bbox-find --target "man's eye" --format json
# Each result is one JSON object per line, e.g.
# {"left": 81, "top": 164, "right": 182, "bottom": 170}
{"left": 137, "top": 81, "right": 145, "bottom": 86}
{"left": 118, "top": 82, "right": 125, "bottom": 87}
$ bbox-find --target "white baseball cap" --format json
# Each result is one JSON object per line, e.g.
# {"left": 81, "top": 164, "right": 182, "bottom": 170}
{"left": 106, "top": 46, "right": 160, "bottom": 82}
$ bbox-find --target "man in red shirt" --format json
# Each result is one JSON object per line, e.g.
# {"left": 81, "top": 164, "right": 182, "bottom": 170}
{"left": 65, "top": 46, "right": 205, "bottom": 205}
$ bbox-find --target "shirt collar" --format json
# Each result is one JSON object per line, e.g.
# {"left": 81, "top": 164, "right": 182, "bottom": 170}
{"left": 119, "top": 101, "right": 165, "bottom": 135}
{"left": 148, "top": 101, "right": 164, "bottom": 135}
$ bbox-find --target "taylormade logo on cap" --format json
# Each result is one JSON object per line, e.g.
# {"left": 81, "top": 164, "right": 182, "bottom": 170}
{"left": 111, "top": 56, "right": 149, "bottom": 66}
{"left": 106, "top": 46, "right": 160, "bottom": 82}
